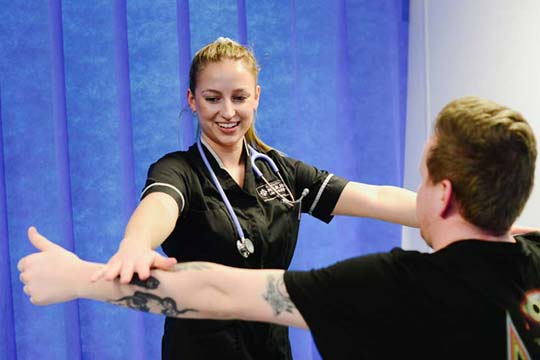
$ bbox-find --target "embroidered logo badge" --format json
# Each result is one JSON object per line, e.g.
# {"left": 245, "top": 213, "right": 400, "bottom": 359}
{"left": 256, "top": 180, "right": 289, "bottom": 202}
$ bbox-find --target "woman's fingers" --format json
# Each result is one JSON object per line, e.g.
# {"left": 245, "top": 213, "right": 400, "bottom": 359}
{"left": 104, "top": 260, "right": 123, "bottom": 281}
{"left": 91, "top": 249, "right": 169, "bottom": 284}
{"left": 90, "top": 266, "right": 106, "bottom": 282}
{"left": 134, "top": 259, "right": 151, "bottom": 280}
{"left": 153, "top": 253, "right": 177, "bottom": 270}
{"left": 119, "top": 262, "right": 135, "bottom": 284}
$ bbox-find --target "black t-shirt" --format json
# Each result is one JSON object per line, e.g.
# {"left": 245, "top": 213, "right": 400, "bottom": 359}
{"left": 142, "top": 141, "right": 348, "bottom": 360}
{"left": 284, "top": 233, "right": 540, "bottom": 360}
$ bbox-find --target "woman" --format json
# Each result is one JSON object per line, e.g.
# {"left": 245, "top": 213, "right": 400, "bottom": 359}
{"left": 92, "top": 37, "right": 419, "bottom": 359}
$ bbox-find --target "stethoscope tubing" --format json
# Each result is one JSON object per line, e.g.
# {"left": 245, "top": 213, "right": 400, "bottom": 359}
{"left": 197, "top": 138, "right": 306, "bottom": 258}
{"left": 197, "top": 139, "right": 248, "bottom": 242}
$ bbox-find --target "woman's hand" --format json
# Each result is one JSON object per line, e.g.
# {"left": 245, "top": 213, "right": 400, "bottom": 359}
{"left": 90, "top": 240, "right": 177, "bottom": 284}
{"left": 89, "top": 192, "right": 180, "bottom": 284}
{"left": 18, "top": 227, "right": 83, "bottom": 305}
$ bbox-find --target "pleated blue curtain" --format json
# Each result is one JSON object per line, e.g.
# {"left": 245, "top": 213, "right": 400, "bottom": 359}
{"left": 0, "top": 0, "right": 409, "bottom": 359}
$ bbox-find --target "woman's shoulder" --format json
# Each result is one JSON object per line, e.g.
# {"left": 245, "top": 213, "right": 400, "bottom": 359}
{"left": 266, "top": 147, "right": 303, "bottom": 166}
{"left": 150, "top": 150, "right": 193, "bottom": 171}
{"left": 156, "top": 150, "right": 188, "bottom": 161}
{"left": 154, "top": 149, "right": 188, "bottom": 162}
{"left": 264, "top": 146, "right": 291, "bottom": 160}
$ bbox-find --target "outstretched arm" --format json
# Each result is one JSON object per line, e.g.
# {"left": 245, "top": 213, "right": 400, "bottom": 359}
{"left": 18, "top": 227, "right": 308, "bottom": 329}
{"left": 332, "top": 182, "right": 419, "bottom": 227}
{"left": 332, "top": 183, "right": 538, "bottom": 234}
{"left": 510, "top": 225, "right": 540, "bottom": 235}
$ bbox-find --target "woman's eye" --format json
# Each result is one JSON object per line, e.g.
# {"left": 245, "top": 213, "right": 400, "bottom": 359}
{"left": 233, "top": 96, "right": 247, "bottom": 102}
{"left": 205, "top": 97, "right": 219, "bottom": 103}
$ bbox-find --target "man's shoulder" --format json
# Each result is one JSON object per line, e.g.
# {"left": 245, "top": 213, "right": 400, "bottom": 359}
{"left": 516, "top": 231, "right": 540, "bottom": 245}
{"left": 319, "top": 248, "right": 435, "bottom": 284}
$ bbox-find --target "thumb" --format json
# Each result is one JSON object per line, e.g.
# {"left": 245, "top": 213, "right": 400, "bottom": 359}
{"left": 27, "top": 226, "right": 63, "bottom": 252}
{"left": 152, "top": 253, "right": 177, "bottom": 270}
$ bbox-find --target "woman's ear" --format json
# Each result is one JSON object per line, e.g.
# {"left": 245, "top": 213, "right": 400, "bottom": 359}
{"left": 187, "top": 89, "right": 197, "bottom": 112}
{"left": 253, "top": 85, "right": 261, "bottom": 110}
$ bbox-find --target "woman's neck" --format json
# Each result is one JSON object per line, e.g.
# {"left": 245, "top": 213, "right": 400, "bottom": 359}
{"left": 202, "top": 136, "right": 244, "bottom": 169}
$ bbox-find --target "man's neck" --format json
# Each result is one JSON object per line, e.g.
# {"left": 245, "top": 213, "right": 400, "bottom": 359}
{"left": 430, "top": 218, "right": 515, "bottom": 251}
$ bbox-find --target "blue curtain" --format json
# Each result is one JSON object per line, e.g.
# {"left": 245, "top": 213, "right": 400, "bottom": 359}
{"left": 0, "top": 0, "right": 409, "bottom": 359}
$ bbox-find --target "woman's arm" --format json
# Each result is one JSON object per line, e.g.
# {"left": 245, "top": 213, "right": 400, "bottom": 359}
{"left": 91, "top": 192, "right": 179, "bottom": 283}
{"left": 124, "top": 192, "right": 179, "bottom": 249}
{"left": 332, "top": 182, "right": 419, "bottom": 227}
{"left": 19, "top": 227, "right": 308, "bottom": 329}
{"left": 332, "top": 182, "right": 537, "bottom": 233}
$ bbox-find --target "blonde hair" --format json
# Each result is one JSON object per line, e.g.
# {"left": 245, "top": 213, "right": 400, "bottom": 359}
{"left": 189, "top": 37, "right": 271, "bottom": 152}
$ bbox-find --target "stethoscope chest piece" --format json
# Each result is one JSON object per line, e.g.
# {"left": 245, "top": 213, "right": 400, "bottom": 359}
{"left": 237, "top": 238, "right": 254, "bottom": 258}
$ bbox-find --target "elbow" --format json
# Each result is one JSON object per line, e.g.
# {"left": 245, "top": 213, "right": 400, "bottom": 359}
{"left": 212, "top": 303, "right": 238, "bottom": 320}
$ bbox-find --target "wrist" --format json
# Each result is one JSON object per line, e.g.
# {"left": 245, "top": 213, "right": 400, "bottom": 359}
{"left": 120, "top": 235, "right": 154, "bottom": 250}
{"left": 76, "top": 261, "right": 103, "bottom": 299}
{"left": 77, "top": 261, "right": 133, "bottom": 302}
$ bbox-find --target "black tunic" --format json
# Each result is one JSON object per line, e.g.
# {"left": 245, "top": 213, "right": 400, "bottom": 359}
{"left": 141, "top": 141, "right": 348, "bottom": 359}
{"left": 285, "top": 233, "right": 540, "bottom": 359}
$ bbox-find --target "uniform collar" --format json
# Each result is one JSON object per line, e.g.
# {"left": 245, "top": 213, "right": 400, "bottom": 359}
{"left": 200, "top": 137, "right": 225, "bottom": 169}
{"left": 198, "top": 138, "right": 258, "bottom": 195}
{"left": 200, "top": 137, "right": 252, "bottom": 170}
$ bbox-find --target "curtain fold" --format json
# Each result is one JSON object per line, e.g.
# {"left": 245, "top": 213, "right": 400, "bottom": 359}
{"left": 0, "top": 84, "right": 17, "bottom": 360}
{"left": 0, "top": 0, "right": 409, "bottom": 358}
{"left": 50, "top": 0, "right": 83, "bottom": 357}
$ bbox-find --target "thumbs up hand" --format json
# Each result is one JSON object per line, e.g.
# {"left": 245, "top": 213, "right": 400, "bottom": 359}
{"left": 18, "top": 227, "right": 84, "bottom": 305}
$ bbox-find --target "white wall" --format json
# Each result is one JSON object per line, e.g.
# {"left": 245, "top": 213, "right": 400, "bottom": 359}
{"left": 403, "top": 0, "right": 540, "bottom": 251}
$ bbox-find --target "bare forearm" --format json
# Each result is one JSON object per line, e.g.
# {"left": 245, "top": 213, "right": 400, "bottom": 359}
{"left": 79, "top": 261, "right": 233, "bottom": 320}
{"left": 20, "top": 235, "right": 307, "bottom": 328}
{"left": 510, "top": 225, "right": 540, "bottom": 235}
{"left": 80, "top": 262, "right": 306, "bottom": 327}
{"left": 333, "top": 182, "right": 419, "bottom": 227}
{"left": 370, "top": 185, "right": 418, "bottom": 227}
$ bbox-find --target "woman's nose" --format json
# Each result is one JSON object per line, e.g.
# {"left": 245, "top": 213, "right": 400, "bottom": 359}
{"left": 220, "top": 100, "right": 235, "bottom": 119}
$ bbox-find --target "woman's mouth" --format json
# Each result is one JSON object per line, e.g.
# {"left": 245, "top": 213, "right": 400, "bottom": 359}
{"left": 217, "top": 121, "right": 240, "bottom": 129}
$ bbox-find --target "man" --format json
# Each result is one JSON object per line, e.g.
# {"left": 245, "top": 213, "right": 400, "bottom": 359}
{"left": 19, "top": 96, "right": 540, "bottom": 359}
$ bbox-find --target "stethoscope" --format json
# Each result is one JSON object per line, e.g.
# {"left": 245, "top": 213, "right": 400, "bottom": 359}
{"left": 197, "top": 138, "right": 309, "bottom": 258}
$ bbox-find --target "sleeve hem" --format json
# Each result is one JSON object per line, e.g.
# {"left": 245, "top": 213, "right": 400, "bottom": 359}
{"left": 140, "top": 182, "right": 185, "bottom": 213}
{"left": 310, "top": 176, "right": 349, "bottom": 223}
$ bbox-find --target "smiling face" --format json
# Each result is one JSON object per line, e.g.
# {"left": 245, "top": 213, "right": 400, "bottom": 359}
{"left": 188, "top": 59, "right": 260, "bottom": 152}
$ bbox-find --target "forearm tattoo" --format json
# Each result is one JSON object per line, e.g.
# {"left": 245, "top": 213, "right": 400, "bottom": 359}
{"left": 109, "top": 292, "right": 197, "bottom": 317}
{"left": 109, "top": 273, "right": 198, "bottom": 317}
{"left": 129, "top": 274, "right": 159, "bottom": 289}
{"left": 263, "top": 275, "right": 296, "bottom": 316}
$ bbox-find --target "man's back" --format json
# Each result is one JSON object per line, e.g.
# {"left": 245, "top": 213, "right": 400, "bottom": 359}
{"left": 284, "top": 233, "right": 540, "bottom": 359}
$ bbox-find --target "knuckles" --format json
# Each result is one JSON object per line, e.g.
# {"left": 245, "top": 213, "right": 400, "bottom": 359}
{"left": 19, "top": 272, "right": 27, "bottom": 284}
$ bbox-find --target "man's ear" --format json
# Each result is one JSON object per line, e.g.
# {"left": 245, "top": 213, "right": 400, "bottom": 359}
{"left": 438, "top": 179, "right": 454, "bottom": 218}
